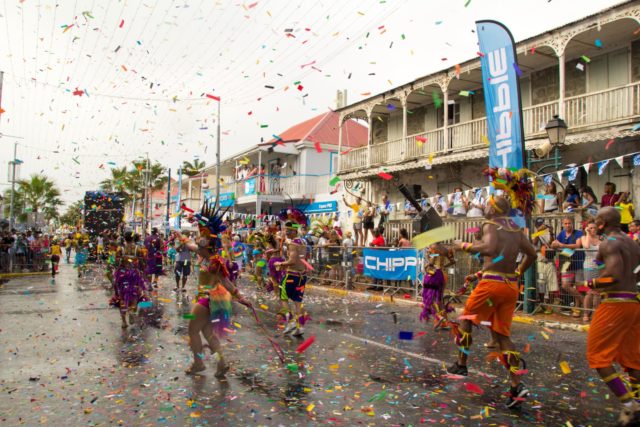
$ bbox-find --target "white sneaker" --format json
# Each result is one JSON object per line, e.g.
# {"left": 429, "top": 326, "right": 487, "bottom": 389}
{"left": 283, "top": 321, "right": 297, "bottom": 334}
{"left": 293, "top": 326, "right": 305, "bottom": 336}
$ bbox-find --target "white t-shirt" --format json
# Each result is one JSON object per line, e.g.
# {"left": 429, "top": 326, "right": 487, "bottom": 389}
{"left": 467, "top": 192, "right": 486, "bottom": 217}
{"left": 451, "top": 192, "right": 467, "bottom": 216}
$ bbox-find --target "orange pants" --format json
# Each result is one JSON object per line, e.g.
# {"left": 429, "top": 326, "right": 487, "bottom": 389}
{"left": 586, "top": 302, "right": 640, "bottom": 370}
{"left": 463, "top": 277, "right": 518, "bottom": 337}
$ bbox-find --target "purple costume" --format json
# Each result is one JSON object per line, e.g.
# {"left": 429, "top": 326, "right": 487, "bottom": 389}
{"left": 144, "top": 234, "right": 164, "bottom": 276}
{"left": 114, "top": 266, "right": 148, "bottom": 310}
{"left": 267, "top": 257, "right": 286, "bottom": 292}
{"left": 225, "top": 259, "right": 240, "bottom": 283}
{"left": 419, "top": 268, "right": 450, "bottom": 322}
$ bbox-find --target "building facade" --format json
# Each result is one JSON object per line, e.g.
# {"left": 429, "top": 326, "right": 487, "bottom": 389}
{"left": 335, "top": 0, "right": 640, "bottom": 227}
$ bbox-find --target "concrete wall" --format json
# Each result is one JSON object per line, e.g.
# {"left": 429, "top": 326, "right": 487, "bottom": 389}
{"left": 298, "top": 146, "right": 334, "bottom": 175}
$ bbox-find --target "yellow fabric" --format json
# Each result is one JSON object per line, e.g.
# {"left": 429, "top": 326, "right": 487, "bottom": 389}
{"left": 617, "top": 202, "right": 634, "bottom": 224}
{"left": 350, "top": 203, "right": 362, "bottom": 224}
{"left": 50, "top": 245, "right": 62, "bottom": 256}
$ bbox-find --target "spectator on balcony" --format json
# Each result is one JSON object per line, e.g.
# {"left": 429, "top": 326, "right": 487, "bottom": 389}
{"left": 579, "top": 186, "right": 599, "bottom": 218}
{"left": 615, "top": 191, "right": 635, "bottom": 233}
{"left": 600, "top": 182, "right": 620, "bottom": 207}
{"left": 450, "top": 187, "right": 468, "bottom": 217}
{"left": 343, "top": 195, "right": 364, "bottom": 246}
{"left": 539, "top": 181, "right": 562, "bottom": 213}
{"left": 578, "top": 220, "right": 602, "bottom": 322}
{"left": 467, "top": 188, "right": 486, "bottom": 218}
{"left": 562, "top": 184, "right": 581, "bottom": 213}
{"left": 551, "top": 217, "right": 584, "bottom": 318}
{"left": 378, "top": 194, "right": 391, "bottom": 228}
{"left": 434, "top": 192, "right": 449, "bottom": 217}
{"left": 270, "top": 160, "right": 282, "bottom": 194}
{"left": 362, "top": 201, "right": 376, "bottom": 245}
{"left": 404, "top": 199, "right": 418, "bottom": 219}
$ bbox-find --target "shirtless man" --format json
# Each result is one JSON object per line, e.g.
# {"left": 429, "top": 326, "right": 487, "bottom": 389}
{"left": 274, "top": 222, "right": 308, "bottom": 336}
{"left": 448, "top": 196, "right": 537, "bottom": 409}
{"left": 586, "top": 207, "right": 640, "bottom": 426}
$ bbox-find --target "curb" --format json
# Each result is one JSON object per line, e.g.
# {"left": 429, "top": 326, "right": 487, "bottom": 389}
{"left": 242, "top": 274, "right": 588, "bottom": 333}
{"left": 511, "top": 315, "right": 589, "bottom": 333}
{"left": 0, "top": 272, "right": 52, "bottom": 279}
{"left": 306, "top": 283, "right": 588, "bottom": 333}
{"left": 305, "top": 283, "right": 422, "bottom": 307}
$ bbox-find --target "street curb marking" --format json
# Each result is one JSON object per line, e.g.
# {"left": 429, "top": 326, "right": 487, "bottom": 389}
{"left": 0, "top": 272, "right": 51, "bottom": 279}
{"left": 306, "top": 284, "right": 421, "bottom": 306}
{"left": 342, "top": 332, "right": 496, "bottom": 378}
{"left": 242, "top": 274, "right": 588, "bottom": 333}
{"left": 512, "top": 315, "right": 589, "bottom": 333}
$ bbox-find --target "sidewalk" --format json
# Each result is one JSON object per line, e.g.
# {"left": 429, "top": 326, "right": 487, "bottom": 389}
{"left": 305, "top": 279, "right": 590, "bottom": 333}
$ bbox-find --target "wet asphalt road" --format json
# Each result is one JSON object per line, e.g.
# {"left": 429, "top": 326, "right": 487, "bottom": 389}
{"left": 0, "top": 263, "right": 623, "bottom": 426}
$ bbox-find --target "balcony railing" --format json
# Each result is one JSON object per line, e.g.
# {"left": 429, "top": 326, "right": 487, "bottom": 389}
{"left": 233, "top": 174, "right": 331, "bottom": 200}
{"left": 339, "top": 82, "right": 640, "bottom": 174}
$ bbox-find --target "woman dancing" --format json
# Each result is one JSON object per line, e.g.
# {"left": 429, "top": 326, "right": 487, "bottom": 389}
{"left": 113, "top": 231, "right": 149, "bottom": 328}
{"left": 175, "top": 202, "right": 252, "bottom": 378}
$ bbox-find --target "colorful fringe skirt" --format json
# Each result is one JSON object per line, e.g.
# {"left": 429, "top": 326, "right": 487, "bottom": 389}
{"left": 197, "top": 285, "right": 233, "bottom": 337}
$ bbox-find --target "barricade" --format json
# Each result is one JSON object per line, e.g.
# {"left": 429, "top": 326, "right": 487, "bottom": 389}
{"left": 240, "top": 233, "right": 603, "bottom": 322}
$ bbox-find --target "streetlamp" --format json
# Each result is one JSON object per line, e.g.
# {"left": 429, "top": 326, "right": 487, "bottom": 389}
{"left": 544, "top": 115, "right": 568, "bottom": 146}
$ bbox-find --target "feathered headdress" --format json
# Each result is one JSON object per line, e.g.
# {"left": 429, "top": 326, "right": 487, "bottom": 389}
{"left": 483, "top": 167, "right": 537, "bottom": 216}
{"left": 192, "top": 199, "right": 228, "bottom": 242}
{"left": 278, "top": 207, "right": 307, "bottom": 225}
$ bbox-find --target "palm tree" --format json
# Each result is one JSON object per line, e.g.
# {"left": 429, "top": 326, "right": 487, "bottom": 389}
{"left": 99, "top": 166, "right": 130, "bottom": 194}
{"left": 181, "top": 159, "right": 206, "bottom": 177}
{"left": 100, "top": 166, "right": 141, "bottom": 203}
{"left": 2, "top": 188, "right": 25, "bottom": 223}
{"left": 60, "top": 200, "right": 84, "bottom": 227}
{"left": 15, "top": 174, "right": 62, "bottom": 222}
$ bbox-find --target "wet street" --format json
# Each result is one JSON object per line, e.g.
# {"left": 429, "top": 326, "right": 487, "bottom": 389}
{"left": 0, "top": 263, "right": 621, "bottom": 426}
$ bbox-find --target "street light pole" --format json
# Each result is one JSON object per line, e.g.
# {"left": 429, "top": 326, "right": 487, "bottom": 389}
{"left": 215, "top": 99, "right": 221, "bottom": 211}
{"left": 9, "top": 142, "right": 17, "bottom": 230}
{"left": 142, "top": 153, "right": 150, "bottom": 238}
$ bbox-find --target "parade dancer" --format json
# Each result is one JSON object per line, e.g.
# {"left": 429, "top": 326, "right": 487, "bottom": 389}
{"left": 49, "top": 239, "right": 61, "bottom": 278}
{"left": 419, "top": 243, "right": 455, "bottom": 330}
{"left": 113, "top": 232, "right": 148, "bottom": 329}
{"left": 585, "top": 207, "right": 640, "bottom": 426}
{"left": 447, "top": 180, "right": 537, "bottom": 409}
{"left": 74, "top": 240, "right": 89, "bottom": 278}
{"left": 144, "top": 228, "right": 164, "bottom": 288}
{"left": 176, "top": 202, "right": 251, "bottom": 378}
{"left": 274, "top": 208, "right": 309, "bottom": 336}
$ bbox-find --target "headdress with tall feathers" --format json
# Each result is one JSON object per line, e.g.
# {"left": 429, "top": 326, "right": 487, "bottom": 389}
{"left": 191, "top": 199, "right": 229, "bottom": 246}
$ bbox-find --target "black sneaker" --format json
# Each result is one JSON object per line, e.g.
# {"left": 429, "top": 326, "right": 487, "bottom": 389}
{"left": 506, "top": 383, "right": 529, "bottom": 409}
{"left": 446, "top": 362, "right": 468, "bottom": 376}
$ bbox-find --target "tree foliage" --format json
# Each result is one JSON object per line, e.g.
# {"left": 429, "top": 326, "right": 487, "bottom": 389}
{"left": 59, "top": 200, "right": 84, "bottom": 227}
{"left": 181, "top": 159, "right": 206, "bottom": 177}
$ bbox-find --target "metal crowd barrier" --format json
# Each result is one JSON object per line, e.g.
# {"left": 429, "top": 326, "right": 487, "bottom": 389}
{"left": 241, "top": 242, "right": 605, "bottom": 322}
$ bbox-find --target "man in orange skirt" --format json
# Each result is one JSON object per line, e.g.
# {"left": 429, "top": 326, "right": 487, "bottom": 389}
{"left": 586, "top": 207, "right": 640, "bottom": 426}
{"left": 447, "top": 196, "right": 537, "bottom": 409}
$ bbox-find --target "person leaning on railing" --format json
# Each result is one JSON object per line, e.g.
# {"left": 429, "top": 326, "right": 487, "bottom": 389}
{"left": 551, "top": 217, "right": 584, "bottom": 318}
{"left": 579, "top": 220, "right": 602, "bottom": 322}
{"left": 532, "top": 218, "right": 558, "bottom": 314}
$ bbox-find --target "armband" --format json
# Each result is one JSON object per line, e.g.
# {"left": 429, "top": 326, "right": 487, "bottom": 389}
{"left": 461, "top": 242, "right": 473, "bottom": 252}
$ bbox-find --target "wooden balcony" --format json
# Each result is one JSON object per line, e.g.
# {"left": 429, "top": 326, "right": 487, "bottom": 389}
{"left": 338, "top": 82, "right": 640, "bottom": 174}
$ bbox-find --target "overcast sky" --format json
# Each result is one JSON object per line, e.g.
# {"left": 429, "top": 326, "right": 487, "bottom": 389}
{"left": 0, "top": 0, "right": 623, "bottom": 205}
